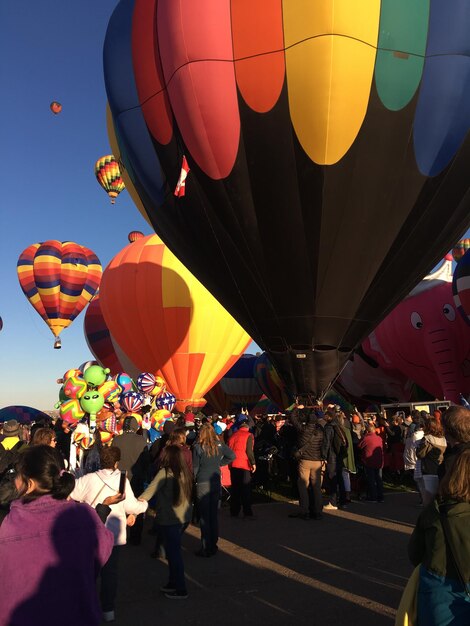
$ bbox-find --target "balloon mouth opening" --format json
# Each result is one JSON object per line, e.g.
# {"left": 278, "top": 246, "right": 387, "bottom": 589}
{"left": 54, "top": 338, "right": 62, "bottom": 349}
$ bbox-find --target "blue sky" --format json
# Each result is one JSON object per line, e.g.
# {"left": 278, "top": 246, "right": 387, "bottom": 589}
{"left": 0, "top": 2, "right": 467, "bottom": 411}
{"left": 0, "top": 1, "right": 156, "bottom": 409}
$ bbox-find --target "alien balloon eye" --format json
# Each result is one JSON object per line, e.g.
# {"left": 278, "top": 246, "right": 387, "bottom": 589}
{"left": 443, "top": 304, "right": 456, "bottom": 321}
{"left": 411, "top": 312, "right": 423, "bottom": 329}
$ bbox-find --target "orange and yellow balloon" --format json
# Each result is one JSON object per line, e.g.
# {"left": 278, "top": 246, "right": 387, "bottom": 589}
{"left": 99, "top": 235, "right": 251, "bottom": 410}
{"left": 17, "top": 241, "right": 102, "bottom": 348}
{"left": 95, "top": 155, "right": 125, "bottom": 204}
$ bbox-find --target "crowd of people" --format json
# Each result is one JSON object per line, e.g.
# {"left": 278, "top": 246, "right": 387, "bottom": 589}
{"left": 0, "top": 402, "right": 469, "bottom": 625}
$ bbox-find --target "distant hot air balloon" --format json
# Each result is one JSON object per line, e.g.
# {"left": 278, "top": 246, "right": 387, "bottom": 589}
{"left": 50, "top": 101, "right": 62, "bottom": 115}
{"left": 84, "top": 291, "right": 139, "bottom": 377}
{"left": 95, "top": 155, "right": 125, "bottom": 204}
{"left": 99, "top": 235, "right": 251, "bottom": 411}
{"left": 0, "top": 316, "right": 3, "bottom": 332}
{"left": 452, "top": 239, "right": 470, "bottom": 263}
{"left": 17, "top": 241, "right": 102, "bottom": 348}
{"left": 104, "top": 0, "right": 470, "bottom": 398}
{"left": 206, "top": 354, "right": 262, "bottom": 411}
{"left": 128, "top": 230, "right": 144, "bottom": 243}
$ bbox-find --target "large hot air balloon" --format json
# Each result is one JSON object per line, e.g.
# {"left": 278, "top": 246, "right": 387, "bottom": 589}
{"left": 254, "top": 353, "right": 294, "bottom": 411}
{"left": 95, "top": 155, "right": 125, "bottom": 204}
{"left": 363, "top": 257, "right": 470, "bottom": 404}
{"left": 17, "top": 241, "right": 102, "bottom": 348}
{"left": 99, "top": 235, "right": 251, "bottom": 411}
{"left": 104, "top": 1, "right": 470, "bottom": 398}
{"left": 84, "top": 291, "right": 139, "bottom": 378}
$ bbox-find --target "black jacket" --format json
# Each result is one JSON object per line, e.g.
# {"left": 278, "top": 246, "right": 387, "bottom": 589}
{"left": 289, "top": 410, "right": 324, "bottom": 461}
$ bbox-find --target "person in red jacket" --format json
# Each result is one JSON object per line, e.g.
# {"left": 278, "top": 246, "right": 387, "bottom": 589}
{"left": 228, "top": 417, "right": 256, "bottom": 518}
{"left": 358, "top": 424, "right": 384, "bottom": 502}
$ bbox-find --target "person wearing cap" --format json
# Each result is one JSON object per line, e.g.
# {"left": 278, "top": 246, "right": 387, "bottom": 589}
{"left": 227, "top": 416, "right": 256, "bottom": 518}
{"left": 1, "top": 420, "right": 22, "bottom": 450}
{"left": 113, "top": 416, "right": 150, "bottom": 545}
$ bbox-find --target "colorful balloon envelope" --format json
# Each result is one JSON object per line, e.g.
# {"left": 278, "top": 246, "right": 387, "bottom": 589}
{"left": 254, "top": 353, "right": 294, "bottom": 410}
{"left": 207, "top": 354, "right": 262, "bottom": 411}
{"left": 104, "top": 0, "right": 470, "bottom": 397}
{"left": 151, "top": 409, "right": 172, "bottom": 431}
{"left": 120, "top": 390, "right": 144, "bottom": 413}
{"left": 17, "top": 241, "right": 102, "bottom": 347}
{"left": 154, "top": 391, "right": 176, "bottom": 413}
{"left": 453, "top": 248, "right": 470, "bottom": 325}
{"left": 63, "top": 375, "right": 87, "bottom": 400}
{"left": 0, "top": 405, "right": 50, "bottom": 425}
{"left": 99, "top": 235, "right": 251, "bottom": 411}
{"left": 452, "top": 239, "right": 470, "bottom": 263}
{"left": 137, "top": 372, "right": 156, "bottom": 394}
{"left": 115, "top": 372, "right": 133, "bottom": 394}
{"left": 95, "top": 154, "right": 125, "bottom": 204}
{"left": 60, "top": 398, "right": 85, "bottom": 425}
{"left": 84, "top": 291, "right": 140, "bottom": 378}
{"left": 99, "top": 379, "right": 122, "bottom": 403}
{"left": 50, "top": 101, "right": 62, "bottom": 114}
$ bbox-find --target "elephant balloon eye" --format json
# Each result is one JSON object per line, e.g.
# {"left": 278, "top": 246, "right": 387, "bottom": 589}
{"left": 443, "top": 304, "right": 456, "bottom": 321}
{"left": 411, "top": 312, "right": 423, "bottom": 329}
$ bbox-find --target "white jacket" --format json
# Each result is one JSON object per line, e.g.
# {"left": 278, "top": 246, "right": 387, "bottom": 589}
{"left": 70, "top": 469, "right": 148, "bottom": 546}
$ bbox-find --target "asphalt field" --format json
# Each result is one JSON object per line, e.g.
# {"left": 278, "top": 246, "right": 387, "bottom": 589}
{"left": 113, "top": 491, "right": 420, "bottom": 625}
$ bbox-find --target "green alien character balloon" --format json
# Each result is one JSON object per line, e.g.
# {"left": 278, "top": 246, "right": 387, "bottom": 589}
{"left": 83, "top": 365, "right": 110, "bottom": 388}
{"left": 80, "top": 390, "right": 105, "bottom": 432}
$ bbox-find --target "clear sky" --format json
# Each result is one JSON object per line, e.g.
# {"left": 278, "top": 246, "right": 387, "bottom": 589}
{"left": 0, "top": 2, "right": 467, "bottom": 411}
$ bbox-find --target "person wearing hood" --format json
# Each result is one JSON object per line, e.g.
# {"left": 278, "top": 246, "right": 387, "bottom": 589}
{"left": 408, "top": 448, "right": 470, "bottom": 626}
{"left": 70, "top": 446, "right": 148, "bottom": 622}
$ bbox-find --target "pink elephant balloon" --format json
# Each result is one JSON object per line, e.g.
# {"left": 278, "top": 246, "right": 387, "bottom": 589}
{"left": 363, "top": 257, "right": 470, "bottom": 404}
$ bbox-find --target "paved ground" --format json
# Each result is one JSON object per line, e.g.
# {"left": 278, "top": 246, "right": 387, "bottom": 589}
{"left": 113, "top": 491, "right": 421, "bottom": 626}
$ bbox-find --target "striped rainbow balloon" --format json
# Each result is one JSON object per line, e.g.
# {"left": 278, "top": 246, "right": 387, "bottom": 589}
{"left": 17, "top": 240, "right": 102, "bottom": 345}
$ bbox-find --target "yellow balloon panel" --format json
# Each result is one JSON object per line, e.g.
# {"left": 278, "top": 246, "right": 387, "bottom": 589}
{"left": 283, "top": 0, "right": 380, "bottom": 164}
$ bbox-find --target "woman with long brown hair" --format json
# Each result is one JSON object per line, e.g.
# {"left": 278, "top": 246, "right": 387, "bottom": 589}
{"left": 139, "top": 445, "right": 193, "bottom": 599}
{"left": 416, "top": 417, "right": 447, "bottom": 506}
{"left": 408, "top": 448, "right": 470, "bottom": 625}
{"left": 192, "top": 424, "right": 235, "bottom": 557}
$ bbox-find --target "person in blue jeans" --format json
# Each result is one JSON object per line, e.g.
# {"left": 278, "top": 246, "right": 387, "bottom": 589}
{"left": 139, "top": 446, "right": 193, "bottom": 599}
{"left": 193, "top": 424, "right": 235, "bottom": 556}
{"left": 358, "top": 424, "right": 384, "bottom": 502}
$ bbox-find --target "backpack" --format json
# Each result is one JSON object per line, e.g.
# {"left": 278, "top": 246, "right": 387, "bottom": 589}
{"left": 0, "top": 440, "right": 25, "bottom": 477}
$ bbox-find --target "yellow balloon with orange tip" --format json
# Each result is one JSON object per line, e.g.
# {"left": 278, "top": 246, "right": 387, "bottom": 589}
{"left": 99, "top": 235, "right": 252, "bottom": 412}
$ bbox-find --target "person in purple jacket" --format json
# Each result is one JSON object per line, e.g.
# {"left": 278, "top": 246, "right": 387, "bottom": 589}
{"left": 0, "top": 445, "right": 114, "bottom": 626}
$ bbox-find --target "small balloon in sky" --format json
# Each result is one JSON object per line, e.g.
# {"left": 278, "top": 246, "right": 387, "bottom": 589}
{"left": 95, "top": 155, "right": 125, "bottom": 204}
{"left": 50, "top": 101, "right": 62, "bottom": 114}
{"left": 128, "top": 231, "right": 144, "bottom": 243}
